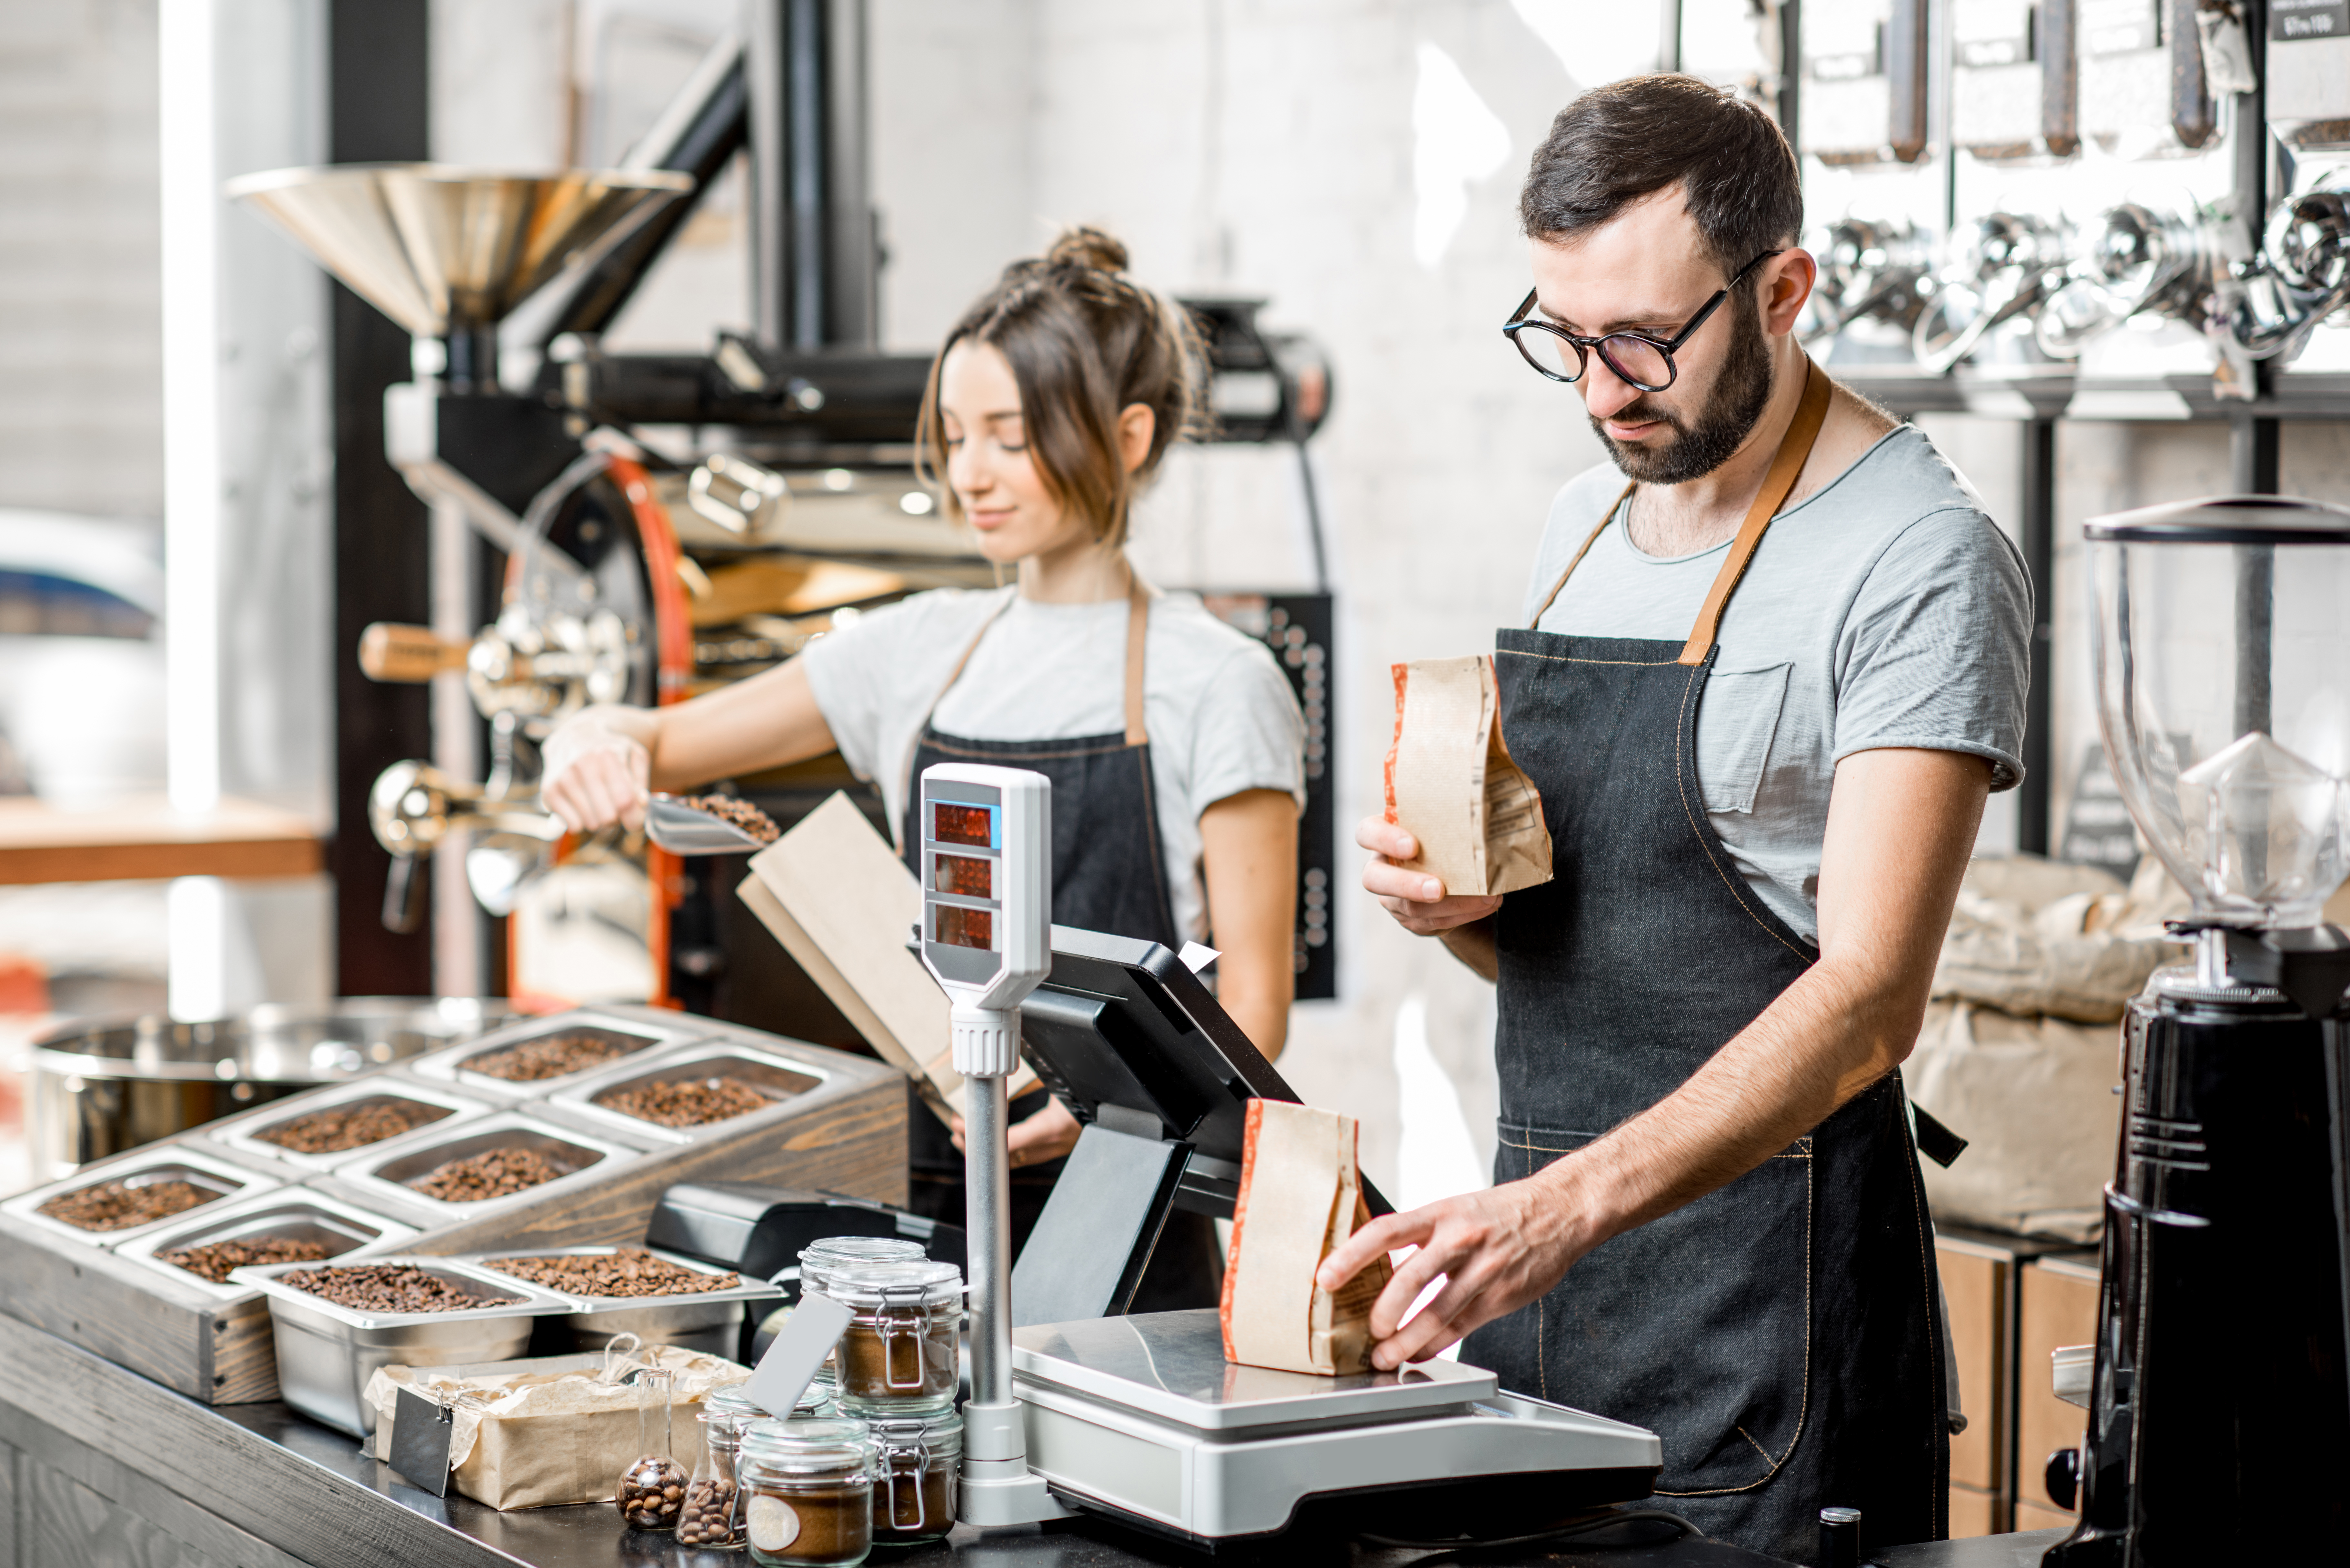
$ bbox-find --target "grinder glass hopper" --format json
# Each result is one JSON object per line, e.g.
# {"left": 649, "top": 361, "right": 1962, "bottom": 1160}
{"left": 223, "top": 163, "right": 690, "bottom": 393}
{"left": 2087, "top": 494, "right": 2350, "bottom": 934}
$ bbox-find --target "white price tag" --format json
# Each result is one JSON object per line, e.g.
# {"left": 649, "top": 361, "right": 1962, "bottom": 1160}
{"left": 742, "top": 1292, "right": 853, "bottom": 1418}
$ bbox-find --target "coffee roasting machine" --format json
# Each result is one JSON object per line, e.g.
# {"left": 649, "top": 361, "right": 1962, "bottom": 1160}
{"left": 233, "top": 3, "right": 1338, "bottom": 1031}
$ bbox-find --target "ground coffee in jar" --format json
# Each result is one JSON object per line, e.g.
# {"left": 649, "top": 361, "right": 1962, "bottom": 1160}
{"left": 825, "top": 1261, "right": 963, "bottom": 1415}
{"left": 790, "top": 1236, "right": 925, "bottom": 1403}
{"left": 738, "top": 1418, "right": 877, "bottom": 1567}
{"left": 866, "top": 1409, "right": 961, "bottom": 1544}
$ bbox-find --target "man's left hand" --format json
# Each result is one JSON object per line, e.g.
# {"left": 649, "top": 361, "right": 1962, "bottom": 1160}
{"left": 1315, "top": 1164, "right": 1603, "bottom": 1371}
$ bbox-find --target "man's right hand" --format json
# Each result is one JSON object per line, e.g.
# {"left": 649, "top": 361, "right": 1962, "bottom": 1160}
{"left": 1357, "top": 816, "right": 1503, "bottom": 935}
{"left": 540, "top": 716, "right": 652, "bottom": 835}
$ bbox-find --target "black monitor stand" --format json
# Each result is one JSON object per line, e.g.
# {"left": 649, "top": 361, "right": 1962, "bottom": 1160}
{"left": 1009, "top": 925, "right": 1388, "bottom": 1327}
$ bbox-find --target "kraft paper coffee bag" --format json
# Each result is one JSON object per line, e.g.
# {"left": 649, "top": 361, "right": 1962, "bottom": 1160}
{"left": 1220, "top": 1099, "right": 1391, "bottom": 1376}
{"left": 1383, "top": 655, "right": 1552, "bottom": 898}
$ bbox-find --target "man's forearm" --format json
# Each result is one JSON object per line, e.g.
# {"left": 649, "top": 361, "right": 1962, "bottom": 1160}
{"left": 1561, "top": 953, "right": 1923, "bottom": 1244}
{"left": 1440, "top": 916, "right": 1499, "bottom": 982}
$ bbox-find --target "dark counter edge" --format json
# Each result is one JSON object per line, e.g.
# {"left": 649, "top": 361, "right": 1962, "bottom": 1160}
{"left": 0, "top": 1303, "right": 2071, "bottom": 1568}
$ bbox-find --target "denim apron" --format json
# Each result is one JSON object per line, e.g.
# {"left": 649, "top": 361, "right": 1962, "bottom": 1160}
{"left": 897, "top": 583, "right": 1222, "bottom": 1310}
{"left": 1459, "top": 363, "right": 1947, "bottom": 1563}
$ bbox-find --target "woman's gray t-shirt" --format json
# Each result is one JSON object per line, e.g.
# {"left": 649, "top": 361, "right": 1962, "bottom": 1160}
{"left": 1521, "top": 425, "right": 2031, "bottom": 942}
{"left": 801, "top": 584, "right": 1305, "bottom": 944}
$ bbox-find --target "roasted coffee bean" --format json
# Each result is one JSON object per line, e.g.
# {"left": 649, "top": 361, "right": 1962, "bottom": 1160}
{"left": 592, "top": 1075, "right": 773, "bottom": 1129}
{"left": 675, "top": 794, "right": 780, "bottom": 844}
{"left": 409, "top": 1146, "right": 571, "bottom": 1203}
{"left": 486, "top": 1246, "right": 740, "bottom": 1297}
{"left": 38, "top": 1178, "right": 218, "bottom": 1232}
{"left": 280, "top": 1263, "right": 520, "bottom": 1313}
{"left": 463, "top": 1031, "right": 637, "bottom": 1082}
{"left": 680, "top": 1478, "right": 741, "bottom": 1546}
{"left": 253, "top": 1098, "right": 450, "bottom": 1153}
{"left": 158, "top": 1235, "right": 331, "bottom": 1284}
{"left": 618, "top": 1456, "right": 689, "bottom": 1532}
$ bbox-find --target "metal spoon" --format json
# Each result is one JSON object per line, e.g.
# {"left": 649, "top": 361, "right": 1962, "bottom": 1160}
{"left": 645, "top": 794, "right": 769, "bottom": 855}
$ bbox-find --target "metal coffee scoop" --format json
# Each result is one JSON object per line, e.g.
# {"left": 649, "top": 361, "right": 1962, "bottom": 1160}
{"left": 645, "top": 794, "right": 769, "bottom": 855}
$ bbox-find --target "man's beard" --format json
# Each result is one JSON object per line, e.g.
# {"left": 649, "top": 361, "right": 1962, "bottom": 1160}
{"left": 1590, "top": 295, "right": 1774, "bottom": 486}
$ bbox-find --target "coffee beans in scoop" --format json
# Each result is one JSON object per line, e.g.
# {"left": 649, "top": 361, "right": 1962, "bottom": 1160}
{"left": 281, "top": 1263, "right": 520, "bottom": 1313}
{"left": 38, "top": 1178, "right": 220, "bottom": 1232}
{"left": 159, "top": 1235, "right": 332, "bottom": 1284}
{"left": 486, "top": 1246, "right": 741, "bottom": 1297}
{"left": 674, "top": 794, "right": 780, "bottom": 844}
{"left": 255, "top": 1098, "right": 451, "bottom": 1154}
{"left": 593, "top": 1075, "right": 772, "bottom": 1128}
{"left": 463, "top": 1032, "right": 637, "bottom": 1082}
{"left": 409, "top": 1146, "right": 573, "bottom": 1203}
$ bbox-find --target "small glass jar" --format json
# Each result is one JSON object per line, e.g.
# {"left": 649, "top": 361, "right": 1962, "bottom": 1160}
{"left": 682, "top": 1388, "right": 764, "bottom": 1549}
{"left": 826, "top": 1260, "right": 963, "bottom": 1414}
{"left": 796, "top": 1236, "right": 926, "bottom": 1404}
{"left": 738, "top": 1417, "right": 878, "bottom": 1568}
{"left": 617, "top": 1366, "right": 687, "bottom": 1532}
{"left": 867, "top": 1409, "right": 962, "bottom": 1545}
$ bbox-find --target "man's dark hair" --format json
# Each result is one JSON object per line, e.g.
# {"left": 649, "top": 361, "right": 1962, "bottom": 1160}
{"left": 1520, "top": 75, "right": 1801, "bottom": 270}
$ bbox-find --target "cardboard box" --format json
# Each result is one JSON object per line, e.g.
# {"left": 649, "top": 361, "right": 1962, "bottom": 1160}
{"left": 2017, "top": 1253, "right": 2101, "bottom": 1516}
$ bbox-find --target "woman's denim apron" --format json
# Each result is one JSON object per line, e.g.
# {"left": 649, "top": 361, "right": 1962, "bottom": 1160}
{"left": 1460, "top": 364, "right": 1948, "bottom": 1563}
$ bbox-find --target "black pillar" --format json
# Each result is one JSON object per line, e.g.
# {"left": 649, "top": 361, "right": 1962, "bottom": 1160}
{"left": 2017, "top": 418, "right": 2056, "bottom": 856}
{"left": 328, "top": 0, "right": 433, "bottom": 996}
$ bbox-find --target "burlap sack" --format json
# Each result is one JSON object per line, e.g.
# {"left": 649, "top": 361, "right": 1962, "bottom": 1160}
{"left": 365, "top": 1347, "right": 749, "bottom": 1510}
{"left": 1907, "top": 1000, "right": 2122, "bottom": 1243}
{"left": 1932, "top": 855, "right": 2184, "bottom": 1024}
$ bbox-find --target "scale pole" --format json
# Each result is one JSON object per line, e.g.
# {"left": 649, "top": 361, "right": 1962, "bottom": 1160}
{"left": 964, "top": 1062, "right": 1014, "bottom": 1414}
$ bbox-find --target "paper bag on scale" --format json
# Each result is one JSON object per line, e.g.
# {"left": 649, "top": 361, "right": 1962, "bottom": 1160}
{"left": 1220, "top": 1099, "right": 1392, "bottom": 1376}
{"left": 1385, "top": 655, "right": 1552, "bottom": 897}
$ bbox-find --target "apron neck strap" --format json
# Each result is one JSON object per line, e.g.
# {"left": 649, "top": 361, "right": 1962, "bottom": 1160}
{"left": 1676, "top": 356, "right": 1832, "bottom": 666}
{"left": 1523, "top": 356, "right": 1833, "bottom": 662}
{"left": 925, "top": 574, "right": 1153, "bottom": 748}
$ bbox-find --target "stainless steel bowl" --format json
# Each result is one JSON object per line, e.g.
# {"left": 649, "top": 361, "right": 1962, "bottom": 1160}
{"left": 28, "top": 997, "right": 516, "bottom": 1181}
{"left": 457, "top": 1245, "right": 781, "bottom": 1355}
{"left": 236, "top": 1256, "right": 574, "bottom": 1437}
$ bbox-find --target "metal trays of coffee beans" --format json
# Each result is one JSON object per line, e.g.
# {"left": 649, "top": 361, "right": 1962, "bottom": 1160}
{"left": 455, "top": 1244, "right": 783, "bottom": 1353}
{"left": 201, "top": 1075, "right": 496, "bottom": 1174}
{"left": 405, "top": 1007, "right": 713, "bottom": 1096}
{"left": 233, "top": 1256, "right": 575, "bottom": 1438}
{"left": 544, "top": 1041, "right": 833, "bottom": 1146}
{"left": 0, "top": 1143, "right": 281, "bottom": 1248}
{"left": 327, "top": 1112, "right": 639, "bottom": 1219}
{"left": 111, "top": 1187, "right": 419, "bottom": 1301}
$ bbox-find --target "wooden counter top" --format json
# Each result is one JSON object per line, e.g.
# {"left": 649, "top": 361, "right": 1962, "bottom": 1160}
{"left": 0, "top": 794, "right": 323, "bottom": 884}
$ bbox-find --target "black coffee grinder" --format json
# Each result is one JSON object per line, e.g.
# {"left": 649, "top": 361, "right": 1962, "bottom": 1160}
{"left": 2045, "top": 496, "right": 2350, "bottom": 1564}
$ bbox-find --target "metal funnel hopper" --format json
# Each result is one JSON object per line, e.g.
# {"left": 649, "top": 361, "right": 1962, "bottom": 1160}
{"left": 224, "top": 162, "right": 692, "bottom": 362}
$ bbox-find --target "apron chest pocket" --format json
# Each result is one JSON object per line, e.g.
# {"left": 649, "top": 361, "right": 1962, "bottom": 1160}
{"left": 1695, "top": 663, "right": 1792, "bottom": 815}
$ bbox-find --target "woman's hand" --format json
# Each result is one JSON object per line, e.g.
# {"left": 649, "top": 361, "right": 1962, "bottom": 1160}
{"left": 1357, "top": 816, "right": 1502, "bottom": 935}
{"left": 540, "top": 714, "right": 652, "bottom": 834}
{"left": 949, "top": 1095, "right": 1083, "bottom": 1167}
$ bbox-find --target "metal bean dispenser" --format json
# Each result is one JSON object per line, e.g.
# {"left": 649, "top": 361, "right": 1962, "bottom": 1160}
{"left": 2045, "top": 494, "right": 2350, "bottom": 1564}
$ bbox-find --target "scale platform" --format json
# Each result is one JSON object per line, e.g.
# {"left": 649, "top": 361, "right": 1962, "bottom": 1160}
{"left": 1011, "top": 1310, "right": 1663, "bottom": 1546}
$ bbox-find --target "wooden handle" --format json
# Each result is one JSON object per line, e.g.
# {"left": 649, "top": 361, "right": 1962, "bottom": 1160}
{"left": 2168, "top": 0, "right": 2214, "bottom": 149}
{"left": 2041, "top": 0, "right": 2080, "bottom": 157}
{"left": 359, "top": 623, "right": 468, "bottom": 683}
{"left": 1885, "top": 0, "right": 1930, "bottom": 162}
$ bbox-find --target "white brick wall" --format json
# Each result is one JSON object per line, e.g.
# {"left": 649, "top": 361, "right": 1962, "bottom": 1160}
{"left": 0, "top": 0, "right": 164, "bottom": 519}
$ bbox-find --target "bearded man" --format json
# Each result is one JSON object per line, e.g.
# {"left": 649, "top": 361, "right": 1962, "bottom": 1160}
{"left": 1328, "top": 75, "right": 2031, "bottom": 1562}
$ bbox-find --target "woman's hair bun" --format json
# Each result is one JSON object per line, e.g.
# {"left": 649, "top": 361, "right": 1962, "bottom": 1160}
{"left": 1045, "top": 225, "right": 1129, "bottom": 274}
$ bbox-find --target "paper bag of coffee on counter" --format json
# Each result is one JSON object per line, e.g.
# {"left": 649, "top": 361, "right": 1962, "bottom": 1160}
{"left": 1383, "top": 655, "right": 1552, "bottom": 897}
{"left": 1220, "top": 1099, "right": 1391, "bottom": 1376}
{"left": 364, "top": 1347, "right": 747, "bottom": 1511}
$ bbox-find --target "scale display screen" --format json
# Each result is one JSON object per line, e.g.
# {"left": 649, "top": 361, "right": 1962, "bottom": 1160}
{"left": 934, "top": 853, "right": 993, "bottom": 898}
{"left": 933, "top": 803, "right": 994, "bottom": 848}
{"left": 935, "top": 903, "right": 993, "bottom": 950}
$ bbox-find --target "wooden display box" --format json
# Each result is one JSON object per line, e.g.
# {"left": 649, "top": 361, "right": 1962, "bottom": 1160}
{"left": 1935, "top": 1226, "right": 2097, "bottom": 1538}
{"left": 2017, "top": 1253, "right": 2102, "bottom": 1521}
{"left": 0, "top": 1010, "right": 905, "bottom": 1405}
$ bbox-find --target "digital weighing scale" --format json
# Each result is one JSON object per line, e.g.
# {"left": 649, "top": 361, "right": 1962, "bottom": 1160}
{"left": 913, "top": 763, "right": 1663, "bottom": 1545}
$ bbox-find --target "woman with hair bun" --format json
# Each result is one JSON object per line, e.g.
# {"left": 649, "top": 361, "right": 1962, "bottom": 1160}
{"left": 540, "top": 227, "right": 1305, "bottom": 1306}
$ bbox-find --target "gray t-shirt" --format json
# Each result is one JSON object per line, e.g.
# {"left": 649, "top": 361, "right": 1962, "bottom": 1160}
{"left": 1522, "top": 425, "right": 2030, "bottom": 942}
{"left": 800, "top": 584, "right": 1305, "bottom": 944}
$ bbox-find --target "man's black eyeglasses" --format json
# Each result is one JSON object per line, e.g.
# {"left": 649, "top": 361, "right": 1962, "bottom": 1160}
{"left": 1502, "top": 250, "right": 1782, "bottom": 393}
